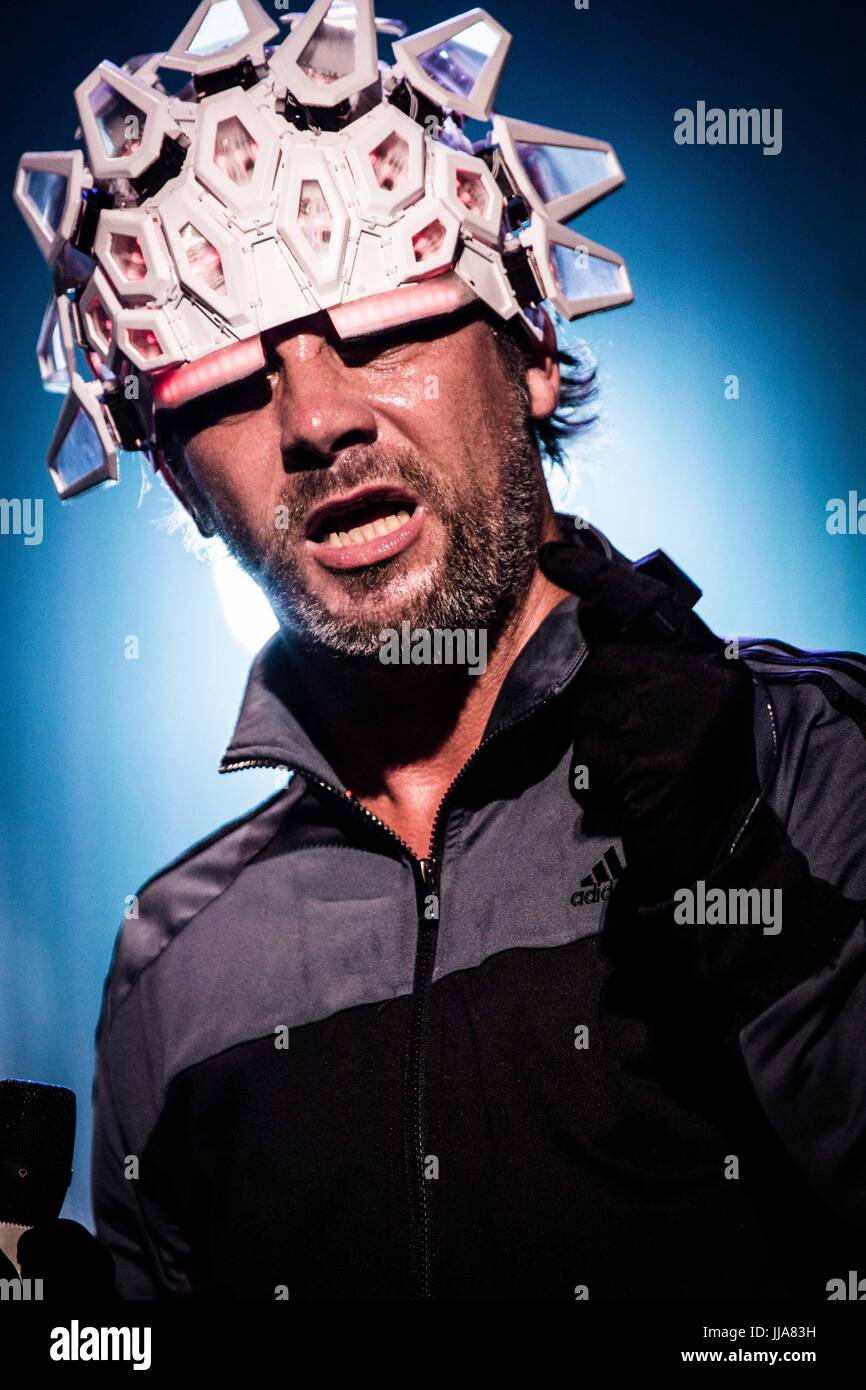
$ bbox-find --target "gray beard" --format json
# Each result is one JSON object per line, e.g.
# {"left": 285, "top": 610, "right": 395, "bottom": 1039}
{"left": 209, "top": 393, "right": 546, "bottom": 662}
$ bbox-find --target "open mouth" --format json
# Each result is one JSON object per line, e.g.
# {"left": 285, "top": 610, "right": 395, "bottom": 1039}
{"left": 303, "top": 485, "right": 426, "bottom": 571}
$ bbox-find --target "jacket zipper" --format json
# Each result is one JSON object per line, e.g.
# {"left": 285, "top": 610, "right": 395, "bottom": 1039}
{"left": 220, "top": 655, "right": 587, "bottom": 1298}
{"left": 220, "top": 627, "right": 773, "bottom": 1288}
{"left": 407, "top": 854, "right": 438, "bottom": 1299}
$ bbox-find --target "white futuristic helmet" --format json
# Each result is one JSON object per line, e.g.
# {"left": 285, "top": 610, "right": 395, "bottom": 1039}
{"left": 14, "top": 0, "right": 632, "bottom": 500}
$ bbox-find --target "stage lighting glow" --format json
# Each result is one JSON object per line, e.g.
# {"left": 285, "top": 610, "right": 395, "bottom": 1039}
{"left": 211, "top": 545, "right": 278, "bottom": 654}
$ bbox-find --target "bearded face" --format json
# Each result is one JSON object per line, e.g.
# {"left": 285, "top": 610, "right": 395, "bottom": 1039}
{"left": 160, "top": 308, "right": 560, "bottom": 661}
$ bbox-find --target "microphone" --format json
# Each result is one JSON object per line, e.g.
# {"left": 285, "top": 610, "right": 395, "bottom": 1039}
{"left": 0, "top": 1079, "right": 74, "bottom": 1272}
{"left": 0, "top": 1078, "right": 114, "bottom": 1296}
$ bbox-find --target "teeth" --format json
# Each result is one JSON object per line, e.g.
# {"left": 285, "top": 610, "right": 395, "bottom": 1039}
{"left": 322, "top": 509, "right": 413, "bottom": 546}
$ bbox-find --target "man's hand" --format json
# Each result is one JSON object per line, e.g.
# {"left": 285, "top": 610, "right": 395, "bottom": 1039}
{"left": 539, "top": 540, "right": 761, "bottom": 906}
{"left": 0, "top": 1219, "right": 116, "bottom": 1299}
{"left": 538, "top": 539, "right": 858, "bottom": 1036}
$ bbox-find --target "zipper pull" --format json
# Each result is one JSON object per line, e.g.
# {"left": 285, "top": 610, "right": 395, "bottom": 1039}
{"left": 417, "top": 857, "right": 440, "bottom": 925}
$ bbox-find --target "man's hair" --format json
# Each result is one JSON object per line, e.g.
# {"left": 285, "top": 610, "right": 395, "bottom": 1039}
{"left": 484, "top": 311, "right": 599, "bottom": 471}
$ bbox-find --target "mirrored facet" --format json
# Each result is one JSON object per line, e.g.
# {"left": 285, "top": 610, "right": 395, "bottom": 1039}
{"left": 108, "top": 232, "right": 148, "bottom": 281}
{"left": 37, "top": 298, "right": 71, "bottom": 393}
{"left": 549, "top": 243, "right": 625, "bottom": 300}
{"left": 214, "top": 116, "right": 259, "bottom": 185}
{"left": 24, "top": 169, "right": 67, "bottom": 234}
{"left": 455, "top": 168, "right": 489, "bottom": 217}
{"left": 298, "top": 1, "right": 357, "bottom": 84}
{"left": 412, "top": 218, "right": 446, "bottom": 262}
{"left": 127, "top": 327, "right": 164, "bottom": 360}
{"left": 188, "top": 0, "right": 250, "bottom": 57}
{"left": 50, "top": 321, "right": 70, "bottom": 383}
{"left": 53, "top": 405, "right": 106, "bottom": 489}
{"left": 515, "top": 142, "right": 616, "bottom": 205}
{"left": 179, "top": 222, "right": 226, "bottom": 294}
{"left": 298, "top": 180, "right": 333, "bottom": 251}
{"left": 89, "top": 81, "right": 147, "bottom": 159}
{"left": 85, "top": 294, "right": 112, "bottom": 347}
{"left": 369, "top": 132, "right": 409, "bottom": 191}
{"left": 417, "top": 20, "right": 499, "bottom": 100}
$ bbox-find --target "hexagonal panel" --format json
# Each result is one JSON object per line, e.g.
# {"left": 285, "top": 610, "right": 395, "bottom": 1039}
{"left": 298, "top": 180, "right": 333, "bottom": 252}
{"left": 90, "top": 82, "right": 147, "bottom": 160}
{"left": 108, "top": 232, "right": 147, "bottom": 283}
{"left": 79, "top": 269, "right": 123, "bottom": 361}
{"left": 126, "top": 327, "right": 165, "bottom": 361}
{"left": 431, "top": 145, "right": 502, "bottom": 246}
{"left": 179, "top": 222, "right": 227, "bottom": 295}
{"left": 455, "top": 169, "right": 489, "bottom": 218}
{"left": 193, "top": 88, "right": 281, "bottom": 221}
{"left": 369, "top": 132, "right": 409, "bottom": 193}
{"left": 214, "top": 115, "right": 258, "bottom": 186}
{"left": 275, "top": 148, "right": 349, "bottom": 295}
{"left": 345, "top": 105, "right": 425, "bottom": 223}
{"left": 115, "top": 306, "right": 184, "bottom": 373}
{"left": 396, "top": 200, "right": 459, "bottom": 282}
{"left": 94, "top": 209, "right": 174, "bottom": 305}
{"left": 74, "top": 62, "right": 170, "bottom": 182}
{"left": 159, "top": 185, "right": 253, "bottom": 328}
{"left": 411, "top": 218, "right": 447, "bottom": 265}
{"left": 85, "top": 293, "right": 113, "bottom": 352}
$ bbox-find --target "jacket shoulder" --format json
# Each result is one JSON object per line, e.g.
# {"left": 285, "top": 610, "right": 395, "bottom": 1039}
{"left": 740, "top": 636, "right": 866, "bottom": 731}
{"left": 97, "top": 779, "right": 301, "bottom": 1036}
{"left": 741, "top": 637, "right": 866, "bottom": 896}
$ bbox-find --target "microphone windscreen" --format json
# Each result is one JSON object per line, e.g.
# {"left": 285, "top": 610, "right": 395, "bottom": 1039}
{"left": 0, "top": 1079, "right": 75, "bottom": 1226}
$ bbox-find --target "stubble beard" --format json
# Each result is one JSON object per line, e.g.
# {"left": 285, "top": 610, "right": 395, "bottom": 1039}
{"left": 209, "top": 385, "right": 547, "bottom": 663}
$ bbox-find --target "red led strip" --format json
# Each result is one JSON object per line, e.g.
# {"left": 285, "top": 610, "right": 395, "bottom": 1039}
{"left": 152, "top": 335, "right": 266, "bottom": 409}
{"left": 151, "top": 278, "right": 476, "bottom": 407}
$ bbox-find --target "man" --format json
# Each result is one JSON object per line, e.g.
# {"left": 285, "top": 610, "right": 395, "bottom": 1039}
{"left": 15, "top": 0, "right": 866, "bottom": 1299}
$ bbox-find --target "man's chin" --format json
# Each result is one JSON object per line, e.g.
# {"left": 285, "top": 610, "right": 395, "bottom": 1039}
{"left": 272, "top": 559, "right": 445, "bottom": 660}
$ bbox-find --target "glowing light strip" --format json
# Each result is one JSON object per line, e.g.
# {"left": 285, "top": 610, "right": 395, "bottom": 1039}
{"left": 328, "top": 275, "right": 475, "bottom": 340}
{"left": 152, "top": 335, "right": 266, "bottom": 409}
{"left": 151, "top": 278, "right": 477, "bottom": 408}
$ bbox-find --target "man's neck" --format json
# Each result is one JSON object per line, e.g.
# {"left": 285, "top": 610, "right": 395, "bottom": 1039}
{"left": 281, "top": 507, "right": 571, "bottom": 858}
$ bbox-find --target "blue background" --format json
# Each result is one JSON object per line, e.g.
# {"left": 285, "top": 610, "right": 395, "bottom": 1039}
{"left": 0, "top": 0, "right": 863, "bottom": 1230}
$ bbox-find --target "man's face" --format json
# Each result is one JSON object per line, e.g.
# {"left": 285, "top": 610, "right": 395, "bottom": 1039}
{"left": 163, "top": 307, "right": 558, "bottom": 658}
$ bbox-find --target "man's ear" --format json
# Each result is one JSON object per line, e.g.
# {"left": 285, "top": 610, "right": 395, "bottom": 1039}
{"left": 525, "top": 308, "right": 560, "bottom": 423}
{"left": 153, "top": 439, "right": 217, "bottom": 539}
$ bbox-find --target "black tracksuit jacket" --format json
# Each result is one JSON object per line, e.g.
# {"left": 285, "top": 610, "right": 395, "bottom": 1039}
{"left": 91, "top": 518, "right": 866, "bottom": 1299}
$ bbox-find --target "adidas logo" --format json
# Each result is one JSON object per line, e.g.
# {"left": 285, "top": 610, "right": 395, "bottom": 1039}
{"left": 570, "top": 846, "right": 624, "bottom": 907}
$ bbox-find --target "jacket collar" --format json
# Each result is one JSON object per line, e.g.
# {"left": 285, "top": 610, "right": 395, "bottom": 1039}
{"left": 219, "top": 514, "right": 615, "bottom": 788}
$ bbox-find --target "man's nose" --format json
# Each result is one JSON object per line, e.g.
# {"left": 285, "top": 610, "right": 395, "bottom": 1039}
{"left": 272, "top": 329, "right": 378, "bottom": 464}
